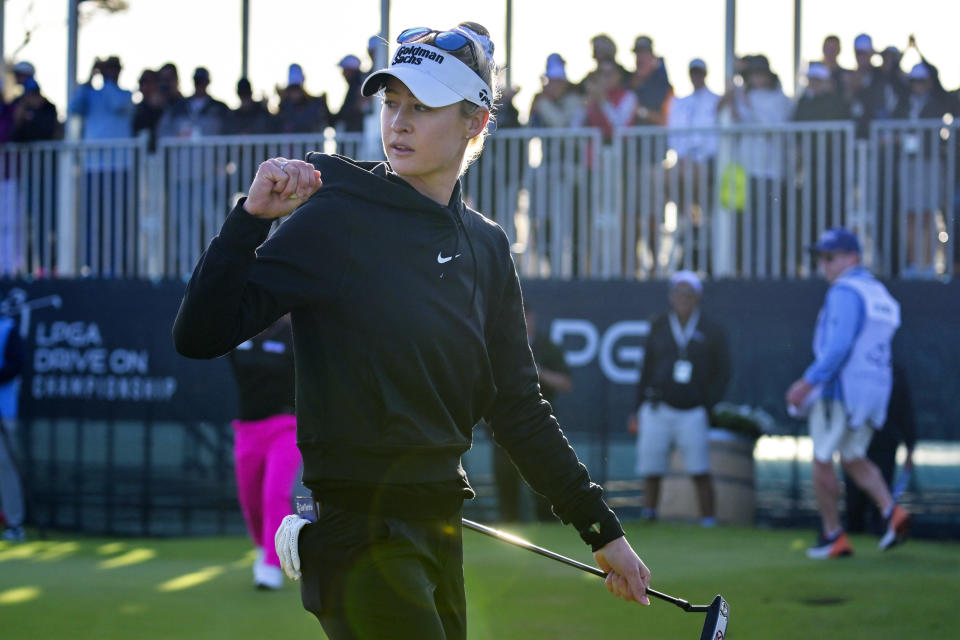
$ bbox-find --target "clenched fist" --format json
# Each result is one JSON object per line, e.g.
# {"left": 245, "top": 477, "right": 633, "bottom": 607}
{"left": 243, "top": 157, "right": 323, "bottom": 220}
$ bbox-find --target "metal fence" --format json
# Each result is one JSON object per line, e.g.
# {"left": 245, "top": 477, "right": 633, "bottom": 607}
{"left": 20, "top": 417, "right": 240, "bottom": 536}
{"left": 1, "top": 120, "right": 957, "bottom": 280}
{"left": 868, "top": 118, "right": 958, "bottom": 278}
{"left": 1, "top": 138, "right": 149, "bottom": 278}
{"left": 150, "top": 132, "right": 360, "bottom": 277}
{"left": 607, "top": 121, "right": 859, "bottom": 279}
{"left": 17, "top": 415, "right": 960, "bottom": 538}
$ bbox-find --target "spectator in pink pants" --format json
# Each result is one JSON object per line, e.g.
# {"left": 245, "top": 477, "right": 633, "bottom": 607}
{"left": 229, "top": 315, "right": 301, "bottom": 590}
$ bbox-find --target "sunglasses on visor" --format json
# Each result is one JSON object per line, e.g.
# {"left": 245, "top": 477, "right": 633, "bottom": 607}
{"left": 397, "top": 27, "right": 473, "bottom": 53}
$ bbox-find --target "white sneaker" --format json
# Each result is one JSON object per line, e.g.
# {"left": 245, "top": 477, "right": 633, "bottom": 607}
{"left": 253, "top": 562, "right": 284, "bottom": 590}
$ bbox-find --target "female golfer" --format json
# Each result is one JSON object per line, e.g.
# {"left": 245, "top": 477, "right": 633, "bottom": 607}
{"left": 174, "top": 22, "right": 650, "bottom": 639}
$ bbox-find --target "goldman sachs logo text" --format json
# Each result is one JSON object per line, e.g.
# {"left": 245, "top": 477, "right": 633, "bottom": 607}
{"left": 393, "top": 45, "right": 445, "bottom": 66}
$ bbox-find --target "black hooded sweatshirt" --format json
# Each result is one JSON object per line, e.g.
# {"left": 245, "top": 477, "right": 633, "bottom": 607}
{"left": 173, "top": 153, "right": 622, "bottom": 549}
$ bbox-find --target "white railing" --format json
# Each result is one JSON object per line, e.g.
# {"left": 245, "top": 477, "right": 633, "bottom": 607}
{"left": 1, "top": 137, "right": 148, "bottom": 277}
{"left": 868, "top": 118, "right": 958, "bottom": 278}
{"left": 462, "top": 127, "right": 603, "bottom": 279}
{"left": 610, "top": 121, "right": 859, "bottom": 279}
{"left": 1, "top": 121, "right": 956, "bottom": 280}
{"left": 152, "top": 132, "right": 348, "bottom": 278}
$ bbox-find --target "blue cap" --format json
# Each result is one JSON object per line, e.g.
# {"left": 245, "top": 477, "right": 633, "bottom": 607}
{"left": 338, "top": 55, "right": 361, "bottom": 70}
{"left": 545, "top": 53, "right": 566, "bottom": 80}
{"left": 809, "top": 227, "right": 861, "bottom": 254}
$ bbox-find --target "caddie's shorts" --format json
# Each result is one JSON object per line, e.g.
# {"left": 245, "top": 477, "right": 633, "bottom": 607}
{"left": 809, "top": 398, "right": 876, "bottom": 462}
{"left": 635, "top": 403, "right": 711, "bottom": 476}
{"left": 299, "top": 503, "right": 466, "bottom": 640}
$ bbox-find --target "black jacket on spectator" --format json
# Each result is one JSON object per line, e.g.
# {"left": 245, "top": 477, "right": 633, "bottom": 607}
{"left": 133, "top": 102, "right": 165, "bottom": 150}
{"left": 10, "top": 95, "right": 59, "bottom": 142}
{"left": 892, "top": 89, "right": 956, "bottom": 160}
{"left": 634, "top": 313, "right": 731, "bottom": 412}
{"left": 227, "top": 101, "right": 275, "bottom": 135}
{"left": 878, "top": 70, "right": 909, "bottom": 118}
{"left": 849, "top": 68, "right": 891, "bottom": 138}
{"left": 794, "top": 91, "right": 850, "bottom": 122}
{"left": 892, "top": 90, "right": 955, "bottom": 121}
{"left": 276, "top": 96, "right": 330, "bottom": 134}
{"left": 157, "top": 95, "right": 231, "bottom": 138}
{"left": 334, "top": 74, "right": 366, "bottom": 133}
{"left": 630, "top": 62, "right": 672, "bottom": 120}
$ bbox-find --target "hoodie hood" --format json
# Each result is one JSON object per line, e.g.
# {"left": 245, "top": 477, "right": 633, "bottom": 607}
{"left": 305, "top": 152, "right": 465, "bottom": 219}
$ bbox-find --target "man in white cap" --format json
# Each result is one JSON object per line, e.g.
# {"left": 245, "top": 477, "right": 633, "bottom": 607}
{"left": 528, "top": 53, "right": 582, "bottom": 128}
{"left": 334, "top": 54, "right": 367, "bottom": 133}
{"left": 628, "top": 271, "right": 731, "bottom": 526}
{"left": 894, "top": 62, "right": 953, "bottom": 120}
{"left": 795, "top": 62, "right": 848, "bottom": 121}
{"left": 793, "top": 62, "right": 850, "bottom": 234}
{"left": 667, "top": 58, "right": 720, "bottom": 259}
{"left": 847, "top": 33, "right": 887, "bottom": 138}
{"left": 891, "top": 61, "right": 955, "bottom": 272}
{"left": 276, "top": 64, "right": 330, "bottom": 134}
{"left": 668, "top": 58, "right": 720, "bottom": 164}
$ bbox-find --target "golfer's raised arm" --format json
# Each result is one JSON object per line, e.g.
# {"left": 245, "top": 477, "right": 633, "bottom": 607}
{"left": 173, "top": 157, "right": 337, "bottom": 359}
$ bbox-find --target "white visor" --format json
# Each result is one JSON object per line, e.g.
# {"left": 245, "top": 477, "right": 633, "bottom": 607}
{"left": 361, "top": 42, "right": 492, "bottom": 110}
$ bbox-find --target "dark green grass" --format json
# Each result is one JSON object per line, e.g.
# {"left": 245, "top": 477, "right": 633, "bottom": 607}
{"left": 1, "top": 523, "right": 956, "bottom": 639}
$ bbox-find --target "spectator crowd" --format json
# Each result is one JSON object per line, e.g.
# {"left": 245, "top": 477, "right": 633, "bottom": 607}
{"left": 2, "top": 31, "right": 959, "bottom": 280}
{"left": 2, "top": 31, "right": 958, "bottom": 148}
{"left": 0, "top": 36, "right": 383, "bottom": 148}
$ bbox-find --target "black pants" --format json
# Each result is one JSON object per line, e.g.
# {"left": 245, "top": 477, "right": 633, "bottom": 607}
{"left": 299, "top": 504, "right": 466, "bottom": 640}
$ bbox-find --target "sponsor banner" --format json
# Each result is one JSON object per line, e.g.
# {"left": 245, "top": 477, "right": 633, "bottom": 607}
{"left": 2, "top": 278, "right": 958, "bottom": 439}
{"left": 1, "top": 279, "right": 236, "bottom": 422}
{"left": 522, "top": 278, "right": 960, "bottom": 440}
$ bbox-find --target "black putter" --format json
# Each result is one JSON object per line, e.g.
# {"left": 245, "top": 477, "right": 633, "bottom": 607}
{"left": 462, "top": 519, "right": 730, "bottom": 640}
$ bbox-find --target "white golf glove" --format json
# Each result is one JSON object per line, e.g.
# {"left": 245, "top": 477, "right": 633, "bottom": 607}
{"left": 275, "top": 514, "right": 310, "bottom": 580}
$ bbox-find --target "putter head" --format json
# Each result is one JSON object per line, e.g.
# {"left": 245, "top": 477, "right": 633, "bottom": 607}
{"left": 698, "top": 595, "right": 730, "bottom": 640}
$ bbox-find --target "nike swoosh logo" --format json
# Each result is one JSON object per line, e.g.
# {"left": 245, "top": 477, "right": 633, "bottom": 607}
{"left": 437, "top": 252, "right": 462, "bottom": 264}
